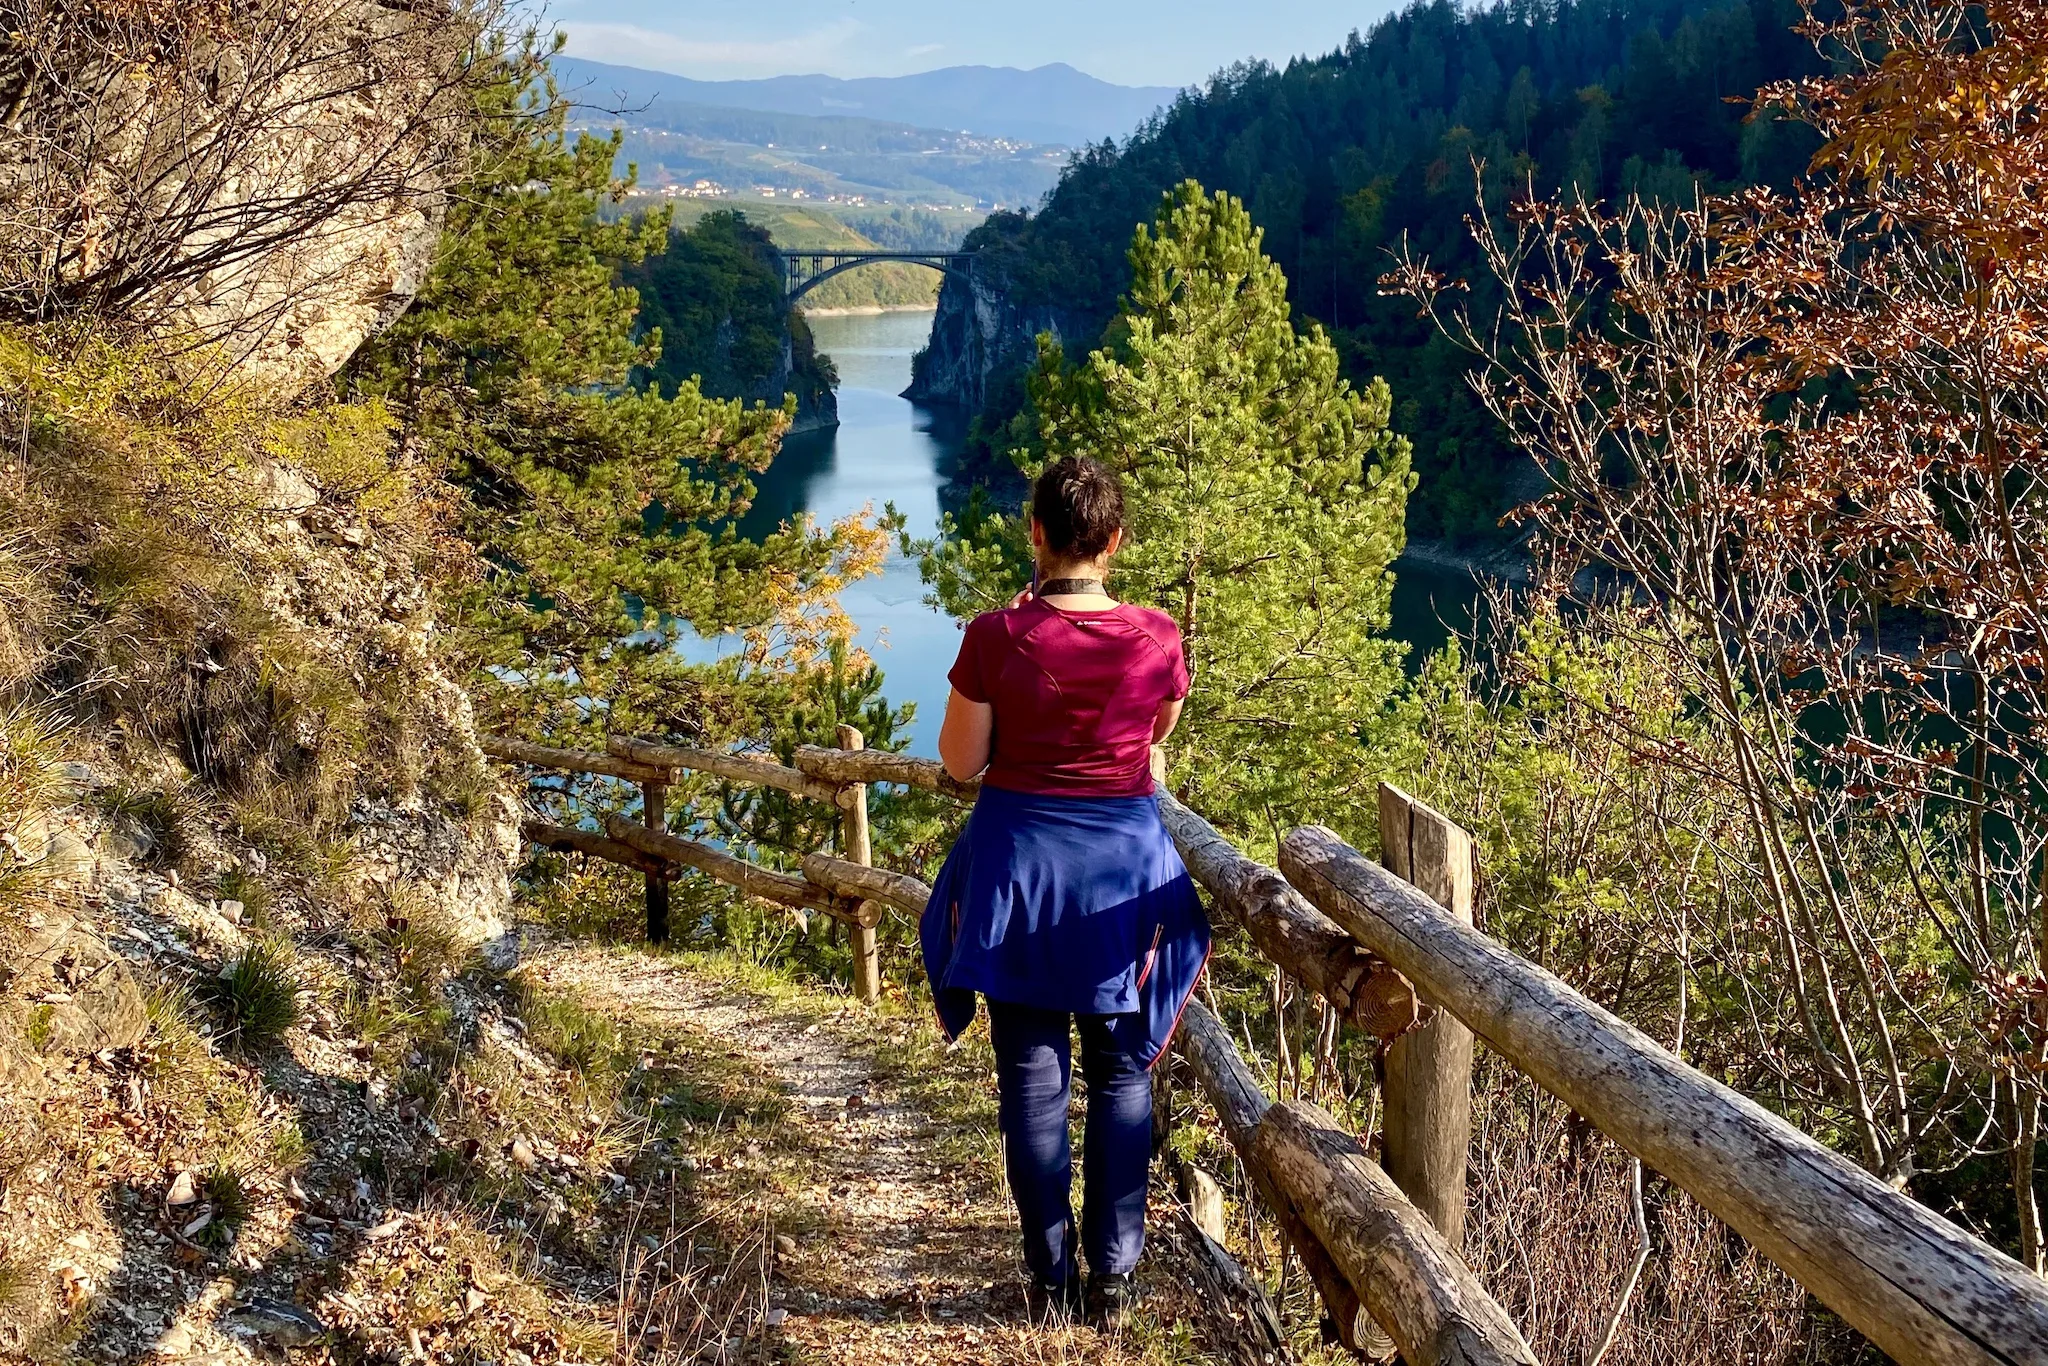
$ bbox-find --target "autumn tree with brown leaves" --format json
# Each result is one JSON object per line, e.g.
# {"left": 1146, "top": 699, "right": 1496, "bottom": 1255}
{"left": 1392, "top": 0, "right": 2048, "bottom": 1268}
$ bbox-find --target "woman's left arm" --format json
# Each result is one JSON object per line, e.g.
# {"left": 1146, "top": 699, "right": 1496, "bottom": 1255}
{"left": 938, "top": 688, "right": 994, "bottom": 782}
{"left": 1152, "top": 697, "right": 1185, "bottom": 742}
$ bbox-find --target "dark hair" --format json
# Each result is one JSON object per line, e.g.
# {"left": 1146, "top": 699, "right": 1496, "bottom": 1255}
{"left": 1030, "top": 456, "right": 1125, "bottom": 560}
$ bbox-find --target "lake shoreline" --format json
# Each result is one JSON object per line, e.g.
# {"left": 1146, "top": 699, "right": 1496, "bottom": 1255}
{"left": 800, "top": 303, "right": 940, "bottom": 317}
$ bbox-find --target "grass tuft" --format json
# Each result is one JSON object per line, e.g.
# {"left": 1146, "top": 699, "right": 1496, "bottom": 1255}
{"left": 0, "top": 698, "right": 65, "bottom": 823}
{"left": 215, "top": 866, "right": 274, "bottom": 926}
{"left": 192, "top": 1167, "right": 254, "bottom": 1248}
{"left": 0, "top": 1251, "right": 31, "bottom": 1313}
{"left": 433, "top": 751, "right": 500, "bottom": 823}
{"left": 204, "top": 940, "right": 301, "bottom": 1047}
{"left": 0, "top": 699, "right": 66, "bottom": 932}
{"left": 380, "top": 884, "right": 467, "bottom": 989}
{"left": 520, "top": 988, "right": 626, "bottom": 1079}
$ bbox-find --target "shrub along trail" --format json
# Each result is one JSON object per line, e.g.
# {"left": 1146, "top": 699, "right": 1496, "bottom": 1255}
{"left": 522, "top": 940, "right": 1211, "bottom": 1366}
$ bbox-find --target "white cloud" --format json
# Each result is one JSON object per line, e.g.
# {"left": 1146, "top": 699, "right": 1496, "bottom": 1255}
{"left": 559, "top": 18, "right": 865, "bottom": 78}
{"left": 903, "top": 42, "right": 944, "bottom": 59}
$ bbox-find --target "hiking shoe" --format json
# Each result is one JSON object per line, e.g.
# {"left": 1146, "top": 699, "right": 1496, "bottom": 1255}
{"left": 1025, "top": 1276, "right": 1083, "bottom": 1323}
{"left": 1086, "top": 1271, "right": 1138, "bottom": 1327}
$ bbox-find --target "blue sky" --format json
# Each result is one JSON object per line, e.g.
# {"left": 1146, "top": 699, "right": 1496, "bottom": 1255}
{"left": 548, "top": 1, "right": 1403, "bottom": 88}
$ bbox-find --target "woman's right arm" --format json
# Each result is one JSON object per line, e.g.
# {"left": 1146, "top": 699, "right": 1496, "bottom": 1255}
{"left": 1148, "top": 697, "right": 1185, "bottom": 784}
{"left": 938, "top": 688, "right": 994, "bottom": 782}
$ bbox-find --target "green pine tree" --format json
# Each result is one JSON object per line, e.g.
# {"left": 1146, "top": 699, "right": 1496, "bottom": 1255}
{"left": 344, "top": 33, "right": 882, "bottom": 759}
{"left": 918, "top": 181, "right": 1414, "bottom": 853}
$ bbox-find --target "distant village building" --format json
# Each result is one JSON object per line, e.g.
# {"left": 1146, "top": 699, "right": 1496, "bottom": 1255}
{"left": 658, "top": 180, "right": 729, "bottom": 200}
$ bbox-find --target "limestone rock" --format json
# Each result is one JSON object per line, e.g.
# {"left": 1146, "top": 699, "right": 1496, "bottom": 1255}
{"left": 258, "top": 463, "right": 321, "bottom": 518}
{"left": 55, "top": 761, "right": 104, "bottom": 788}
{"left": 0, "top": 1, "right": 466, "bottom": 392}
{"left": 38, "top": 830, "right": 96, "bottom": 883}
{"left": 37, "top": 938, "right": 149, "bottom": 1057}
{"left": 6, "top": 810, "right": 53, "bottom": 864}
{"left": 228, "top": 1298, "right": 328, "bottom": 1348}
{"left": 904, "top": 267, "right": 1092, "bottom": 411}
{"left": 99, "top": 815, "right": 155, "bottom": 864}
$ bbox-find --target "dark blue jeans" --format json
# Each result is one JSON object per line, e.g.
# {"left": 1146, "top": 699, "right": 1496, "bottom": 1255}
{"left": 986, "top": 998, "right": 1152, "bottom": 1287}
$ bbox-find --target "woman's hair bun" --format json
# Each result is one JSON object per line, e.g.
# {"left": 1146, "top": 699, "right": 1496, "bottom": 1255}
{"left": 1031, "top": 456, "right": 1125, "bottom": 559}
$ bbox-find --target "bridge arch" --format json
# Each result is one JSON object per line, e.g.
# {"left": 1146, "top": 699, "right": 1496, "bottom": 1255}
{"left": 780, "top": 250, "right": 976, "bottom": 305}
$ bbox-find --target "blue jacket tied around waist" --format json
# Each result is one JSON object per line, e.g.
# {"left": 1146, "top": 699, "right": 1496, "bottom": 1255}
{"left": 920, "top": 784, "right": 1211, "bottom": 1069}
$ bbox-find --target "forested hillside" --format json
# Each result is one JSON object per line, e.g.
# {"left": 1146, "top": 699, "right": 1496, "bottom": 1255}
{"left": 953, "top": 0, "right": 1823, "bottom": 543}
{"left": 626, "top": 211, "right": 838, "bottom": 426}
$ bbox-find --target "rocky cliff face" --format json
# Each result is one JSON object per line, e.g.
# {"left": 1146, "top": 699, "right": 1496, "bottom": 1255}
{"left": 903, "top": 269, "right": 1094, "bottom": 410}
{"left": 0, "top": 439, "right": 523, "bottom": 1354}
{"left": 762, "top": 327, "right": 839, "bottom": 435}
{"left": 699, "top": 318, "right": 838, "bottom": 434}
{"left": 0, "top": 1, "right": 467, "bottom": 393}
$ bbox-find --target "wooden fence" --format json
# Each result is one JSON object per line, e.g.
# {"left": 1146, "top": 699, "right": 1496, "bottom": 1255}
{"left": 484, "top": 732, "right": 2048, "bottom": 1365}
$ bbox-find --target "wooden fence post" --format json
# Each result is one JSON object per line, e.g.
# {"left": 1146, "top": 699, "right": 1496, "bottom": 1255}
{"left": 838, "top": 724, "right": 881, "bottom": 1003}
{"left": 1376, "top": 782, "right": 1473, "bottom": 1248}
{"left": 643, "top": 779, "right": 669, "bottom": 945}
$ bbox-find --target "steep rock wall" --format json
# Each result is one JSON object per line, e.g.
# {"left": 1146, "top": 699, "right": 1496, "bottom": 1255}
{"left": 761, "top": 326, "right": 839, "bottom": 435}
{"left": 0, "top": 1, "right": 467, "bottom": 392}
{"left": 696, "top": 317, "right": 838, "bottom": 434}
{"left": 903, "top": 269, "right": 1094, "bottom": 411}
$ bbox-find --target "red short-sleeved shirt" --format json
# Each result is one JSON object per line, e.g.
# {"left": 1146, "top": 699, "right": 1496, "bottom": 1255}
{"left": 947, "top": 597, "right": 1190, "bottom": 797}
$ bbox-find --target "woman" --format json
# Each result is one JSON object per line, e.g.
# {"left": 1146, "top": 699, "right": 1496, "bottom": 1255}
{"left": 921, "top": 455, "right": 1211, "bottom": 1324}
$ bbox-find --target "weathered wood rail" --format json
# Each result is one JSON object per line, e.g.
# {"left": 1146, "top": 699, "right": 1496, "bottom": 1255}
{"left": 1281, "top": 825, "right": 2048, "bottom": 1365}
{"left": 481, "top": 732, "right": 909, "bottom": 999}
{"left": 1177, "top": 998, "right": 1534, "bottom": 1365}
{"left": 484, "top": 732, "right": 2048, "bottom": 1365}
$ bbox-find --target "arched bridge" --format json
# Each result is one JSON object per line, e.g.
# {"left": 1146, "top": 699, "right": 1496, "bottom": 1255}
{"left": 780, "top": 249, "right": 976, "bottom": 304}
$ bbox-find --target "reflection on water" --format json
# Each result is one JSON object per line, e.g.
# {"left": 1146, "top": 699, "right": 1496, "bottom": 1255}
{"left": 689, "top": 309, "right": 1486, "bottom": 757}
{"left": 690, "top": 311, "right": 968, "bottom": 756}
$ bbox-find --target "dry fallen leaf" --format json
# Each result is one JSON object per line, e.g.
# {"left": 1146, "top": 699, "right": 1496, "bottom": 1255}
{"left": 56, "top": 1262, "right": 94, "bottom": 1311}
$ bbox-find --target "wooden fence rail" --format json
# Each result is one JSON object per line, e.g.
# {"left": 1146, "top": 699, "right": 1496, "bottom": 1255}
{"left": 609, "top": 735, "right": 847, "bottom": 807}
{"left": 1159, "top": 794, "right": 1428, "bottom": 1044}
{"left": 519, "top": 818, "right": 667, "bottom": 878}
{"left": 799, "top": 851, "right": 930, "bottom": 918}
{"left": 602, "top": 814, "right": 872, "bottom": 926}
{"left": 1281, "top": 823, "right": 2048, "bottom": 1366}
{"left": 1175, "top": 999, "right": 1535, "bottom": 1365}
{"left": 793, "top": 743, "right": 984, "bottom": 803}
{"left": 482, "top": 734, "right": 667, "bottom": 786}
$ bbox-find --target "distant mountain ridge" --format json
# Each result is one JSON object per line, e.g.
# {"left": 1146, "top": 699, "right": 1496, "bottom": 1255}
{"left": 552, "top": 56, "right": 1181, "bottom": 148}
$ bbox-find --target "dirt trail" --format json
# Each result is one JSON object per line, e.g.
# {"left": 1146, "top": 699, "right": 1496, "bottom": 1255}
{"left": 525, "top": 944, "right": 1158, "bottom": 1365}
